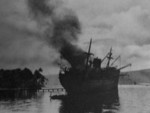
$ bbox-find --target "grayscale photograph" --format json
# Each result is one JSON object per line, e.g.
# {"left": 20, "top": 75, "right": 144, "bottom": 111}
{"left": 0, "top": 0, "right": 150, "bottom": 113}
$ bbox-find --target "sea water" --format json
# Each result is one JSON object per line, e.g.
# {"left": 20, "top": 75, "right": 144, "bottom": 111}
{"left": 0, "top": 85, "right": 150, "bottom": 113}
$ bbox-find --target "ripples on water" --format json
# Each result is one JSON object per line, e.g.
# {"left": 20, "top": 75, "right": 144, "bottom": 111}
{"left": 0, "top": 85, "right": 150, "bottom": 113}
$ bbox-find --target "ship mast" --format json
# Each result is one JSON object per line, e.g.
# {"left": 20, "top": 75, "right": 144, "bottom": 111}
{"left": 106, "top": 47, "right": 113, "bottom": 68}
{"left": 84, "top": 39, "right": 93, "bottom": 79}
{"left": 85, "top": 39, "right": 92, "bottom": 68}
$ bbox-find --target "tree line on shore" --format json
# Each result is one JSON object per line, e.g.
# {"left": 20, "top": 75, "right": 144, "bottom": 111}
{"left": 0, "top": 68, "right": 47, "bottom": 90}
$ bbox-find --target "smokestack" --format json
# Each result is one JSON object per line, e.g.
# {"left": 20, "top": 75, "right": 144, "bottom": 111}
{"left": 28, "top": 0, "right": 86, "bottom": 68}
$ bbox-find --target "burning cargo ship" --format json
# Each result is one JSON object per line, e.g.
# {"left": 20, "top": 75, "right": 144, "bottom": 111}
{"left": 59, "top": 39, "right": 131, "bottom": 95}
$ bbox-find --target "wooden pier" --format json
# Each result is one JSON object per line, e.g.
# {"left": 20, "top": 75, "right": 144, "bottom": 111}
{"left": 0, "top": 88, "right": 65, "bottom": 92}
{"left": 0, "top": 88, "right": 66, "bottom": 98}
{"left": 39, "top": 88, "right": 66, "bottom": 98}
{"left": 39, "top": 88, "right": 65, "bottom": 92}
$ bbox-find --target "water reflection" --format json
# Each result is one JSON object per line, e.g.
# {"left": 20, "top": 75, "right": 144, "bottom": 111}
{"left": 0, "top": 90, "right": 37, "bottom": 100}
{"left": 59, "top": 91, "right": 120, "bottom": 113}
{"left": 1, "top": 86, "right": 150, "bottom": 113}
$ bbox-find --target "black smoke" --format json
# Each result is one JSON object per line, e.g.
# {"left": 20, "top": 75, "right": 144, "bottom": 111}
{"left": 27, "top": 0, "right": 86, "bottom": 68}
{"left": 28, "top": 0, "right": 54, "bottom": 16}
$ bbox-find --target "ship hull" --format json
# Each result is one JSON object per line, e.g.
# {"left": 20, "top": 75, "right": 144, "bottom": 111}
{"left": 59, "top": 70, "right": 120, "bottom": 95}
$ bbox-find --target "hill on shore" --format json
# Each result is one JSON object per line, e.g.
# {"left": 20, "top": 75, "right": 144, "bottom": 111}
{"left": 119, "top": 68, "right": 150, "bottom": 85}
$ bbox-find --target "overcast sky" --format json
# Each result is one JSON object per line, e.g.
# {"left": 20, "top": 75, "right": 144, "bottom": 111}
{"left": 0, "top": 0, "right": 150, "bottom": 74}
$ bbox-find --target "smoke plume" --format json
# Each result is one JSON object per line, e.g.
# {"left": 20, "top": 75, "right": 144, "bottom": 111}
{"left": 28, "top": 0, "right": 86, "bottom": 68}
